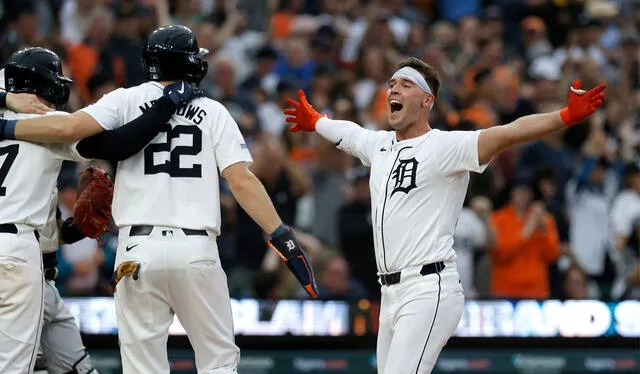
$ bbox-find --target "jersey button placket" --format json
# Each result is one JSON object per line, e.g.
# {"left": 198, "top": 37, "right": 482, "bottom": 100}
{"left": 379, "top": 147, "right": 396, "bottom": 273}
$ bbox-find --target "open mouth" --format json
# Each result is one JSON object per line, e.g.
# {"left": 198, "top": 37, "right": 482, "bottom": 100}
{"left": 389, "top": 99, "right": 403, "bottom": 113}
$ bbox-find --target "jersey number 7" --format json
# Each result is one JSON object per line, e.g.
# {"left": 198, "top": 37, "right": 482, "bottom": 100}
{"left": 144, "top": 125, "right": 202, "bottom": 178}
{"left": 0, "top": 144, "right": 19, "bottom": 196}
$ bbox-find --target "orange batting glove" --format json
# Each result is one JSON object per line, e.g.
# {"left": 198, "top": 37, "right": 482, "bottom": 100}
{"left": 284, "top": 89, "right": 323, "bottom": 132}
{"left": 560, "top": 80, "right": 606, "bottom": 126}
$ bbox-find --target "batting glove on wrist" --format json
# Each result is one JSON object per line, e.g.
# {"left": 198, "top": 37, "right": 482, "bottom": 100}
{"left": 268, "top": 227, "right": 319, "bottom": 298}
{"left": 284, "top": 89, "right": 323, "bottom": 132}
{"left": 163, "top": 81, "right": 205, "bottom": 108}
{"left": 560, "top": 80, "right": 606, "bottom": 126}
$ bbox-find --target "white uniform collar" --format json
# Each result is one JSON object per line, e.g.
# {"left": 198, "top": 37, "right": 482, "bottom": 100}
{"left": 392, "top": 128, "right": 436, "bottom": 148}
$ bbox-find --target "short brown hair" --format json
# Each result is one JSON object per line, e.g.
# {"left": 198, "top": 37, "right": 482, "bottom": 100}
{"left": 396, "top": 57, "right": 440, "bottom": 98}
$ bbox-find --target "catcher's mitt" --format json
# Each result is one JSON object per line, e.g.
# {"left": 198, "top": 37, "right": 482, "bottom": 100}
{"left": 72, "top": 166, "right": 114, "bottom": 238}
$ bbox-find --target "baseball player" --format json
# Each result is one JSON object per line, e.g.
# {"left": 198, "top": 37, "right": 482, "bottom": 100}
{"left": 284, "top": 57, "right": 606, "bottom": 373}
{"left": 0, "top": 47, "right": 200, "bottom": 374}
{"left": 1, "top": 25, "right": 319, "bottom": 374}
{"left": 34, "top": 189, "right": 99, "bottom": 374}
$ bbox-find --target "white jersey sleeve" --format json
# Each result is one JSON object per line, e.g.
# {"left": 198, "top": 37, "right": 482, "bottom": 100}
{"left": 212, "top": 106, "right": 253, "bottom": 173}
{"left": 436, "top": 130, "right": 489, "bottom": 176}
{"left": 45, "top": 141, "right": 88, "bottom": 162}
{"left": 316, "top": 117, "right": 386, "bottom": 167}
{"left": 80, "top": 87, "right": 127, "bottom": 130}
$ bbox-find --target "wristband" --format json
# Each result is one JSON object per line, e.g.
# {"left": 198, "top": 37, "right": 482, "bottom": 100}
{"left": 0, "top": 119, "right": 17, "bottom": 140}
{"left": 270, "top": 224, "right": 289, "bottom": 239}
{"left": 61, "top": 217, "right": 87, "bottom": 244}
{"left": 0, "top": 91, "right": 6, "bottom": 108}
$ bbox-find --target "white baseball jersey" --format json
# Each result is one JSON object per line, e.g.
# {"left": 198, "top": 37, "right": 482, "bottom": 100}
{"left": 317, "top": 118, "right": 488, "bottom": 273}
{"left": 0, "top": 110, "right": 86, "bottom": 228}
{"left": 81, "top": 81, "right": 253, "bottom": 234}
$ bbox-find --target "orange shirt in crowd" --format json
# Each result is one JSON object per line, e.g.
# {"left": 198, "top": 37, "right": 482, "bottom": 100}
{"left": 270, "top": 12, "right": 293, "bottom": 40}
{"left": 490, "top": 204, "right": 560, "bottom": 299}
{"left": 66, "top": 43, "right": 100, "bottom": 103}
{"left": 463, "top": 64, "right": 520, "bottom": 106}
{"left": 460, "top": 101, "right": 497, "bottom": 129}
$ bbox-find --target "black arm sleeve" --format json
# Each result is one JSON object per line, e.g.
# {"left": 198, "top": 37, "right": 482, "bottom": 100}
{"left": 75, "top": 96, "right": 177, "bottom": 160}
{"left": 60, "top": 217, "right": 87, "bottom": 244}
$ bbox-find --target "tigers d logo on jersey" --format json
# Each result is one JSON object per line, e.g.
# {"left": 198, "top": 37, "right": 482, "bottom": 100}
{"left": 391, "top": 158, "right": 418, "bottom": 196}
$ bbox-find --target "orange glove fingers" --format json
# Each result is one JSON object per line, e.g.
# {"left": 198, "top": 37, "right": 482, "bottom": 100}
{"left": 286, "top": 98, "right": 301, "bottom": 108}
{"left": 591, "top": 92, "right": 605, "bottom": 102}
{"left": 297, "top": 89, "right": 307, "bottom": 104}
{"left": 588, "top": 84, "right": 607, "bottom": 96}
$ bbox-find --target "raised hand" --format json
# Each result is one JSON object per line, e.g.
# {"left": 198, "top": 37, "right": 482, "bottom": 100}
{"left": 560, "top": 80, "right": 606, "bottom": 126}
{"left": 284, "top": 89, "right": 323, "bottom": 132}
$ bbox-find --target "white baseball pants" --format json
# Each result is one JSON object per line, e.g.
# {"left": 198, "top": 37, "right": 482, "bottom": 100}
{"left": 0, "top": 226, "right": 44, "bottom": 374}
{"left": 114, "top": 226, "right": 240, "bottom": 374}
{"left": 376, "top": 261, "right": 464, "bottom": 374}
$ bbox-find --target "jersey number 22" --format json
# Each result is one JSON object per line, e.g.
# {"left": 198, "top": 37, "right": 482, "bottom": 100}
{"left": 144, "top": 125, "right": 202, "bottom": 178}
{"left": 0, "top": 144, "right": 19, "bottom": 196}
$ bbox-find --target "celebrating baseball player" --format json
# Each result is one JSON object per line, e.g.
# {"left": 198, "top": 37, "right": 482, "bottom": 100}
{"left": 284, "top": 57, "right": 606, "bottom": 373}
{"left": 0, "top": 46, "right": 200, "bottom": 373}
{"left": 0, "top": 25, "right": 319, "bottom": 374}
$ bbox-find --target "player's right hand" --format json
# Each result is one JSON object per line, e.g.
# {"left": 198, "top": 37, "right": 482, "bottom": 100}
{"left": 268, "top": 226, "right": 319, "bottom": 298}
{"left": 284, "top": 89, "right": 323, "bottom": 132}
{"left": 163, "top": 81, "right": 205, "bottom": 108}
{"left": 6, "top": 92, "right": 53, "bottom": 114}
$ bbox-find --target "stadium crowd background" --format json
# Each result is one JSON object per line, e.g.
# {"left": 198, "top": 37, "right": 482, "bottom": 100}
{"left": 1, "top": 0, "right": 638, "bottom": 303}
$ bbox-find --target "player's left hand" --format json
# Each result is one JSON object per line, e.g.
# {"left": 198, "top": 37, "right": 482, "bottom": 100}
{"left": 560, "top": 80, "right": 606, "bottom": 126}
{"left": 284, "top": 89, "right": 323, "bottom": 132}
{"left": 5, "top": 92, "right": 53, "bottom": 114}
{"left": 163, "top": 81, "right": 205, "bottom": 108}
{"left": 268, "top": 226, "right": 319, "bottom": 298}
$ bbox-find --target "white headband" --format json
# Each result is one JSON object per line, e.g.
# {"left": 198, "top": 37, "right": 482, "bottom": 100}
{"left": 391, "top": 66, "right": 435, "bottom": 110}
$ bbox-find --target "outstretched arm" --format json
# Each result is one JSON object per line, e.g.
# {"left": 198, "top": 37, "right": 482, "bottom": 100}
{"left": 285, "top": 89, "right": 381, "bottom": 166}
{"left": 0, "top": 110, "right": 104, "bottom": 143}
{"left": 477, "top": 80, "right": 606, "bottom": 164}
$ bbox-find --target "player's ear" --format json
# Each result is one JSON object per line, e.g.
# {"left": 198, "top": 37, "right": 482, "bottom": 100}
{"left": 422, "top": 94, "right": 432, "bottom": 108}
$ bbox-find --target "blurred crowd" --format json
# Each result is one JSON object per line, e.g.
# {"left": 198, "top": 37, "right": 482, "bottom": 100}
{"left": 1, "top": 0, "right": 639, "bottom": 302}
